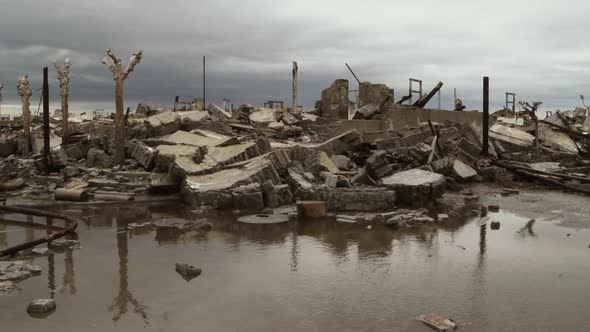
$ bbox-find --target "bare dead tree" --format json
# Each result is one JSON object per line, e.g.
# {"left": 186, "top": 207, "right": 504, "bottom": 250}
{"left": 17, "top": 75, "right": 32, "bottom": 155}
{"left": 519, "top": 101, "right": 542, "bottom": 158}
{"left": 53, "top": 58, "right": 71, "bottom": 145}
{"left": 101, "top": 48, "right": 143, "bottom": 165}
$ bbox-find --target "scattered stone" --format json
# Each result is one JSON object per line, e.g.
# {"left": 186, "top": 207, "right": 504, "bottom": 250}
{"left": 0, "top": 281, "right": 19, "bottom": 295}
{"left": 437, "top": 214, "right": 449, "bottom": 223}
{"left": 452, "top": 159, "right": 477, "bottom": 180}
{"left": 463, "top": 193, "right": 479, "bottom": 201}
{"left": 237, "top": 214, "right": 289, "bottom": 224}
{"left": 490, "top": 221, "right": 501, "bottom": 230}
{"left": 330, "top": 155, "right": 351, "bottom": 171}
{"left": 501, "top": 188, "right": 520, "bottom": 196}
{"left": 62, "top": 165, "right": 80, "bottom": 178}
{"left": 175, "top": 263, "right": 202, "bottom": 281}
{"left": 27, "top": 299, "right": 56, "bottom": 314}
{"left": 154, "top": 218, "right": 213, "bottom": 233}
{"left": 416, "top": 313, "right": 457, "bottom": 332}
{"left": 127, "top": 222, "right": 154, "bottom": 230}
{"left": 31, "top": 247, "right": 50, "bottom": 256}
{"left": 297, "top": 201, "right": 327, "bottom": 218}
{"left": 488, "top": 205, "right": 500, "bottom": 212}
{"left": 49, "top": 239, "right": 80, "bottom": 250}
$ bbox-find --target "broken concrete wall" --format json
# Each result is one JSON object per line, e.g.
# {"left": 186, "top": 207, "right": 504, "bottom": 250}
{"left": 358, "top": 82, "right": 394, "bottom": 107}
{"left": 380, "top": 104, "right": 483, "bottom": 129}
{"left": 320, "top": 79, "right": 349, "bottom": 119}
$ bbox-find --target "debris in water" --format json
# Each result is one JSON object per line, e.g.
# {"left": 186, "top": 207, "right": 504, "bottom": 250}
{"left": 416, "top": 313, "right": 457, "bottom": 331}
{"left": 490, "top": 221, "right": 501, "bottom": 230}
{"left": 237, "top": 214, "right": 289, "bottom": 224}
{"left": 175, "top": 263, "right": 202, "bottom": 281}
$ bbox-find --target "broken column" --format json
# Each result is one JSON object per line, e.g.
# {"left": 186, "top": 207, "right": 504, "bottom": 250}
{"left": 320, "top": 79, "right": 349, "bottom": 119}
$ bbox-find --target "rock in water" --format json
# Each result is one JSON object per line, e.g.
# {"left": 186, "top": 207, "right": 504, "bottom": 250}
{"left": 416, "top": 313, "right": 457, "bottom": 331}
{"left": 27, "top": 299, "right": 56, "bottom": 314}
{"left": 175, "top": 263, "right": 202, "bottom": 281}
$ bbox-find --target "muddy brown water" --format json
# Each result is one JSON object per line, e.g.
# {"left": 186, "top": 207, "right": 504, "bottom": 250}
{"left": 1, "top": 189, "right": 589, "bottom": 331}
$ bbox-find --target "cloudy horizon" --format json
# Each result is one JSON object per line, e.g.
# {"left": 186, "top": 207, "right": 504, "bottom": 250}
{"left": 1, "top": 0, "right": 589, "bottom": 114}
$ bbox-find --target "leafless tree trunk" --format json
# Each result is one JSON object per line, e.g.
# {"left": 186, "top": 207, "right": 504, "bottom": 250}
{"left": 54, "top": 58, "right": 71, "bottom": 145}
{"left": 101, "top": 49, "right": 143, "bottom": 165}
{"left": 17, "top": 76, "right": 32, "bottom": 155}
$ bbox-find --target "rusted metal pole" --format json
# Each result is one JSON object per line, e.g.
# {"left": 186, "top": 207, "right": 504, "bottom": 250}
{"left": 292, "top": 61, "right": 298, "bottom": 114}
{"left": 202, "top": 56, "right": 206, "bottom": 111}
{"left": 482, "top": 76, "right": 489, "bottom": 156}
{"left": 43, "top": 67, "right": 50, "bottom": 174}
{"left": 345, "top": 63, "right": 361, "bottom": 85}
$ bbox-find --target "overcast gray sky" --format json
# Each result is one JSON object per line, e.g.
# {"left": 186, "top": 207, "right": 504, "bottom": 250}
{"left": 1, "top": 0, "right": 589, "bottom": 112}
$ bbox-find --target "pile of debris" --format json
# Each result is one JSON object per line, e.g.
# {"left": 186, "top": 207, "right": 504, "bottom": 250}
{"left": 0, "top": 78, "right": 589, "bottom": 216}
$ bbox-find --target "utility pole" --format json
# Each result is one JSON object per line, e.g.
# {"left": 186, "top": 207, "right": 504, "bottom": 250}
{"left": 202, "top": 56, "right": 206, "bottom": 111}
{"left": 482, "top": 76, "right": 489, "bottom": 156}
{"left": 292, "top": 61, "right": 298, "bottom": 113}
{"left": 42, "top": 67, "right": 50, "bottom": 174}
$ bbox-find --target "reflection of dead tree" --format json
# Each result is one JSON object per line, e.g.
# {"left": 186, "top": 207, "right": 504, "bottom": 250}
{"left": 517, "top": 219, "right": 536, "bottom": 237}
{"left": 109, "top": 219, "right": 148, "bottom": 324}
{"left": 101, "top": 49, "right": 143, "bottom": 165}
{"left": 61, "top": 250, "right": 76, "bottom": 295}
{"left": 519, "top": 101, "right": 542, "bottom": 158}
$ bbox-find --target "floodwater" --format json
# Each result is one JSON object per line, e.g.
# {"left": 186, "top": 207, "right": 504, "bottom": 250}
{"left": 1, "top": 189, "right": 589, "bottom": 331}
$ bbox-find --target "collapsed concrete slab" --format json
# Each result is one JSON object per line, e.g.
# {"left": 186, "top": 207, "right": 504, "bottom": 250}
{"left": 538, "top": 125, "right": 578, "bottom": 154}
{"left": 249, "top": 108, "right": 279, "bottom": 124}
{"left": 490, "top": 124, "right": 534, "bottom": 148}
{"left": 145, "top": 130, "right": 229, "bottom": 148}
{"left": 179, "top": 111, "right": 210, "bottom": 130}
{"left": 126, "top": 139, "right": 157, "bottom": 170}
{"left": 183, "top": 155, "right": 281, "bottom": 208}
{"left": 381, "top": 169, "right": 445, "bottom": 204}
{"left": 145, "top": 112, "right": 181, "bottom": 137}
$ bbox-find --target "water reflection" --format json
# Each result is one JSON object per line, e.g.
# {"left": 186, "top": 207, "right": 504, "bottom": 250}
{"left": 517, "top": 219, "right": 536, "bottom": 237}
{"left": 108, "top": 216, "right": 149, "bottom": 325}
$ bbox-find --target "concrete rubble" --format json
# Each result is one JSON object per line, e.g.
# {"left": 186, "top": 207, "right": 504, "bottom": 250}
{"left": 1, "top": 77, "right": 589, "bottom": 237}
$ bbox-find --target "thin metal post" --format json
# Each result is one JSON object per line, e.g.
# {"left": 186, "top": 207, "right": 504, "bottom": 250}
{"left": 345, "top": 63, "right": 361, "bottom": 85}
{"left": 42, "top": 67, "right": 50, "bottom": 174}
{"left": 173, "top": 96, "right": 179, "bottom": 112}
{"left": 482, "top": 76, "right": 489, "bottom": 156}
{"left": 292, "top": 61, "right": 298, "bottom": 114}
{"left": 202, "top": 56, "right": 206, "bottom": 111}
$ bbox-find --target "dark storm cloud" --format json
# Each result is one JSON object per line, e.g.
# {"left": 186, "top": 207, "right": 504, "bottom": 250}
{"left": 1, "top": 0, "right": 590, "bottom": 111}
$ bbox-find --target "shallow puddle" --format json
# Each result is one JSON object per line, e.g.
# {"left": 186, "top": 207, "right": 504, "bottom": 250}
{"left": 1, "top": 193, "right": 589, "bottom": 331}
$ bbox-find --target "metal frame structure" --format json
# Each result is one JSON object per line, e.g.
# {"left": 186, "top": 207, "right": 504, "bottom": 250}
{"left": 409, "top": 78, "right": 423, "bottom": 105}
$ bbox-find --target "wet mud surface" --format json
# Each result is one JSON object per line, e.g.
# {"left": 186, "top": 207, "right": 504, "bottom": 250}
{"left": 1, "top": 187, "right": 589, "bottom": 331}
